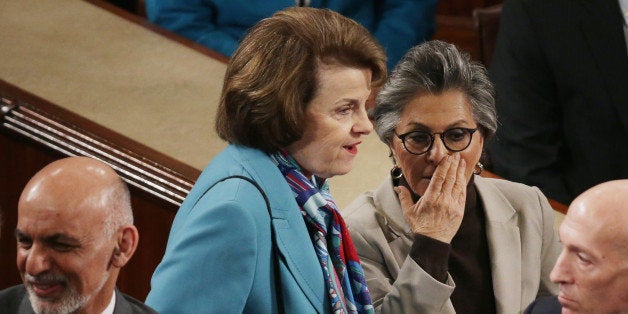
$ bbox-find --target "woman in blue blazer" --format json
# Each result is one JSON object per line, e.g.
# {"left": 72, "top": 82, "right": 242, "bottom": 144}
{"left": 145, "top": 7, "right": 387, "bottom": 313}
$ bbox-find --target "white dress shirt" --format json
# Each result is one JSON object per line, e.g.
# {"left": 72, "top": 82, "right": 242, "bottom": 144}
{"left": 102, "top": 291, "right": 116, "bottom": 314}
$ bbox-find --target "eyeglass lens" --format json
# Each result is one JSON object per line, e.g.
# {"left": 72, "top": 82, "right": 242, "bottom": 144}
{"left": 402, "top": 128, "right": 474, "bottom": 155}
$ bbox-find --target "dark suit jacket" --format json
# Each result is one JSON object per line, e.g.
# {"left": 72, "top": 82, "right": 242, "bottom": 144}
{"left": 524, "top": 296, "right": 562, "bottom": 313}
{"left": 0, "top": 284, "right": 157, "bottom": 314}
{"left": 488, "top": 0, "right": 628, "bottom": 204}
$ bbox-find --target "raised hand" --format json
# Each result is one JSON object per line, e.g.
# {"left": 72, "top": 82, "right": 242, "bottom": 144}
{"left": 395, "top": 153, "right": 467, "bottom": 243}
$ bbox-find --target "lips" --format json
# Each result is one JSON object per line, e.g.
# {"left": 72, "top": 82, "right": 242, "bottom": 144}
{"left": 343, "top": 141, "right": 361, "bottom": 155}
{"left": 29, "top": 281, "right": 65, "bottom": 299}
{"left": 25, "top": 274, "right": 67, "bottom": 300}
{"left": 557, "top": 294, "right": 578, "bottom": 310}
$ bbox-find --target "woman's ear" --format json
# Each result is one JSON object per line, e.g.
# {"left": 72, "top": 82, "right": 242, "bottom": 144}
{"left": 111, "top": 225, "right": 139, "bottom": 268}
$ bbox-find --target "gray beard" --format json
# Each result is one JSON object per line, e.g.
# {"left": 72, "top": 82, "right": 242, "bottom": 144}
{"left": 25, "top": 272, "right": 109, "bottom": 314}
{"left": 27, "top": 287, "right": 87, "bottom": 314}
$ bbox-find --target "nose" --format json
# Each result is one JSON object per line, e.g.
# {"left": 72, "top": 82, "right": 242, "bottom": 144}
{"left": 21, "top": 244, "right": 53, "bottom": 276}
{"left": 352, "top": 105, "right": 373, "bottom": 135}
{"left": 426, "top": 136, "right": 449, "bottom": 164}
{"left": 550, "top": 249, "right": 571, "bottom": 284}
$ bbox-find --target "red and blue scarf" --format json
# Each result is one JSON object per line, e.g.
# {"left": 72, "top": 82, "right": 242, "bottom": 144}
{"left": 271, "top": 151, "right": 374, "bottom": 314}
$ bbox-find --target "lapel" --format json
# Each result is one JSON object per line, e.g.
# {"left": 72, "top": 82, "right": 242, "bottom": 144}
{"left": 112, "top": 289, "right": 127, "bottom": 314}
{"left": 371, "top": 176, "right": 413, "bottom": 242}
{"left": 576, "top": 0, "right": 628, "bottom": 130}
{"left": 18, "top": 291, "right": 35, "bottom": 314}
{"left": 113, "top": 288, "right": 143, "bottom": 314}
{"left": 233, "top": 145, "right": 326, "bottom": 310}
{"left": 475, "top": 176, "right": 521, "bottom": 314}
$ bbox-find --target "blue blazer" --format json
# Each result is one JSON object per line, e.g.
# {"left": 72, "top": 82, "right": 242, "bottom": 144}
{"left": 146, "top": 144, "right": 328, "bottom": 313}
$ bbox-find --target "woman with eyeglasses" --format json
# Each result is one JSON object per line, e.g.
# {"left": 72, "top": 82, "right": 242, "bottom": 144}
{"left": 343, "top": 40, "right": 562, "bottom": 313}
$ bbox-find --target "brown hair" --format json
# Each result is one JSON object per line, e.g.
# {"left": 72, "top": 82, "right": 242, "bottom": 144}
{"left": 215, "top": 7, "right": 387, "bottom": 152}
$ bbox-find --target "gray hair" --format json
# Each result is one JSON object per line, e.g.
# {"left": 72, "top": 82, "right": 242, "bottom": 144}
{"left": 102, "top": 178, "right": 133, "bottom": 238}
{"left": 372, "top": 40, "right": 497, "bottom": 146}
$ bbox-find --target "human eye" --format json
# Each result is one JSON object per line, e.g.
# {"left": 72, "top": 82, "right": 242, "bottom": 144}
{"left": 16, "top": 232, "right": 32, "bottom": 249}
{"left": 45, "top": 235, "right": 79, "bottom": 252}
{"left": 444, "top": 128, "right": 469, "bottom": 142}
{"left": 405, "top": 131, "right": 431, "bottom": 144}
{"left": 50, "top": 242, "right": 75, "bottom": 252}
{"left": 576, "top": 252, "right": 593, "bottom": 266}
{"left": 336, "top": 104, "right": 355, "bottom": 116}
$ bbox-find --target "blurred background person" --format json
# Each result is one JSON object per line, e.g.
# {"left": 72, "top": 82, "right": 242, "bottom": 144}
{"left": 0, "top": 157, "right": 156, "bottom": 314}
{"left": 344, "top": 40, "right": 561, "bottom": 313}
{"left": 145, "top": 7, "right": 387, "bottom": 313}
{"left": 487, "top": 0, "right": 628, "bottom": 205}
{"left": 144, "top": 0, "right": 437, "bottom": 69}
{"left": 525, "top": 180, "right": 628, "bottom": 314}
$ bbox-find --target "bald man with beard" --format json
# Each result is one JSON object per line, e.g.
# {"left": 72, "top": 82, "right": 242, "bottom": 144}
{"left": 525, "top": 180, "right": 628, "bottom": 314}
{"left": 0, "top": 157, "right": 156, "bottom": 314}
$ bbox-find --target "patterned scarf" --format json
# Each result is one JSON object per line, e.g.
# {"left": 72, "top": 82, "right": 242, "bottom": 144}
{"left": 270, "top": 151, "right": 374, "bottom": 314}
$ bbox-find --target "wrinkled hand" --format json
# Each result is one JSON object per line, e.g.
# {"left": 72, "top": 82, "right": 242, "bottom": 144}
{"left": 395, "top": 154, "right": 467, "bottom": 243}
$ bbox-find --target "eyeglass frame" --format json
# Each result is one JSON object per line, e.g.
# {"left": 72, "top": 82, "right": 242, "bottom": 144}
{"left": 395, "top": 127, "right": 479, "bottom": 155}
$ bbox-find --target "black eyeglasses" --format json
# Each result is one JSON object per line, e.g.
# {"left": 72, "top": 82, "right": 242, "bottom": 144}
{"left": 395, "top": 127, "right": 478, "bottom": 155}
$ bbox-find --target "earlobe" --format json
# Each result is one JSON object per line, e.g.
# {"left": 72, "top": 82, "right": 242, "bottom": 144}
{"left": 111, "top": 225, "right": 139, "bottom": 268}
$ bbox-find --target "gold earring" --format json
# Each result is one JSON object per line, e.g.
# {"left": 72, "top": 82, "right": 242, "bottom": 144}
{"left": 473, "top": 162, "right": 484, "bottom": 175}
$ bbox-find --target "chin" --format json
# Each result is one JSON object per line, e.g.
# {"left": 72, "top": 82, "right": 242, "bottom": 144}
{"left": 320, "top": 164, "right": 353, "bottom": 179}
{"left": 321, "top": 171, "right": 347, "bottom": 179}
{"left": 27, "top": 288, "right": 87, "bottom": 314}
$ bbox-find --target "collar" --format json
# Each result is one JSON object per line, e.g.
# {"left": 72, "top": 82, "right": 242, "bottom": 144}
{"left": 102, "top": 290, "right": 115, "bottom": 314}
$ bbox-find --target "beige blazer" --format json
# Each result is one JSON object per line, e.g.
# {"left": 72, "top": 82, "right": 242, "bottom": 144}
{"left": 344, "top": 175, "right": 561, "bottom": 314}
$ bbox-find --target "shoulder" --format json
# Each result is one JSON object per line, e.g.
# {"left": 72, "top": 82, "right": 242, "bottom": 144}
{"left": 342, "top": 177, "right": 408, "bottom": 253}
{"left": 343, "top": 190, "right": 377, "bottom": 225}
{"left": 0, "top": 285, "right": 28, "bottom": 312}
{"left": 476, "top": 176, "right": 546, "bottom": 207}
{"left": 476, "top": 176, "right": 557, "bottom": 237}
{"left": 343, "top": 177, "right": 397, "bottom": 231}
{"left": 342, "top": 190, "right": 386, "bottom": 247}
{"left": 524, "top": 296, "right": 561, "bottom": 313}
{"left": 117, "top": 291, "right": 158, "bottom": 314}
{"left": 182, "top": 145, "right": 280, "bottom": 216}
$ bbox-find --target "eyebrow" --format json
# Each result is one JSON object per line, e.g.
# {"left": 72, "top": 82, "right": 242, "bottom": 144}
{"left": 403, "top": 119, "right": 471, "bottom": 131}
{"left": 334, "top": 98, "right": 361, "bottom": 106}
{"left": 15, "top": 229, "right": 26, "bottom": 239}
{"left": 15, "top": 228, "right": 80, "bottom": 245}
